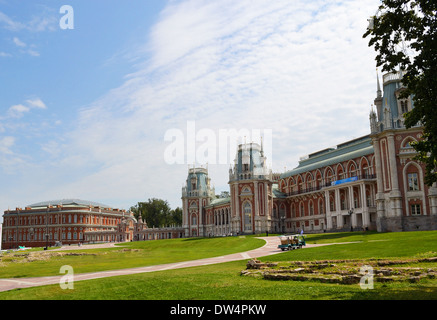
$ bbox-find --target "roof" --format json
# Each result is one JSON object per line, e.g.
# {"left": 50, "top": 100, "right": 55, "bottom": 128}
{"left": 27, "top": 199, "right": 112, "bottom": 209}
{"left": 272, "top": 184, "right": 287, "bottom": 199}
{"left": 280, "top": 135, "right": 374, "bottom": 179}
{"left": 206, "top": 197, "right": 231, "bottom": 208}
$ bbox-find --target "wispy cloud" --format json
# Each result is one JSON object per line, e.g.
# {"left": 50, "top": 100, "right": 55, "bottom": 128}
{"left": 26, "top": 98, "right": 47, "bottom": 109}
{"left": 12, "top": 36, "right": 26, "bottom": 47}
{"left": 7, "top": 104, "right": 30, "bottom": 118}
{"left": 0, "top": 136, "right": 14, "bottom": 155}
{"left": 42, "top": 0, "right": 380, "bottom": 209}
{"left": 0, "top": 9, "right": 57, "bottom": 32}
{"left": 0, "top": 10, "right": 24, "bottom": 31}
{"left": 0, "top": 51, "right": 11, "bottom": 57}
{"left": 0, "top": 0, "right": 381, "bottom": 211}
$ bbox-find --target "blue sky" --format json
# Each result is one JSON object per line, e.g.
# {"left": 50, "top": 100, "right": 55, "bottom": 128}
{"left": 0, "top": 0, "right": 381, "bottom": 220}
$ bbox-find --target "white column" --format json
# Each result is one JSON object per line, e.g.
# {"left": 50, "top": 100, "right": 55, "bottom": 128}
{"left": 361, "top": 183, "right": 370, "bottom": 228}
{"left": 325, "top": 190, "right": 332, "bottom": 230}
{"left": 254, "top": 181, "right": 259, "bottom": 216}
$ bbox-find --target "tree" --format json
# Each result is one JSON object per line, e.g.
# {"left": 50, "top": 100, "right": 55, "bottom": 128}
{"left": 170, "top": 207, "right": 183, "bottom": 226}
{"left": 363, "top": 0, "right": 437, "bottom": 185}
{"left": 131, "top": 198, "right": 182, "bottom": 227}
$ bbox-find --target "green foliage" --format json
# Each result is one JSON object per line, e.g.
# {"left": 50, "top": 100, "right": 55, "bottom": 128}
{"left": 130, "top": 198, "right": 182, "bottom": 227}
{"left": 363, "top": 0, "right": 437, "bottom": 185}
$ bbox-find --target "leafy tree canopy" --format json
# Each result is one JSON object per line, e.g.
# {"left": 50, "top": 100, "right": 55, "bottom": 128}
{"left": 363, "top": 0, "right": 437, "bottom": 185}
{"left": 130, "top": 198, "right": 182, "bottom": 228}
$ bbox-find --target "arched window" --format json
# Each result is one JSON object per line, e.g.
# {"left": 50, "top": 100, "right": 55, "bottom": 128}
{"left": 243, "top": 202, "right": 252, "bottom": 231}
{"left": 279, "top": 204, "right": 286, "bottom": 218}
{"left": 308, "top": 201, "right": 314, "bottom": 216}
{"left": 299, "top": 202, "right": 305, "bottom": 216}
{"left": 318, "top": 198, "right": 324, "bottom": 214}
{"left": 340, "top": 194, "right": 346, "bottom": 210}
{"left": 400, "top": 100, "right": 408, "bottom": 114}
{"left": 407, "top": 172, "right": 419, "bottom": 191}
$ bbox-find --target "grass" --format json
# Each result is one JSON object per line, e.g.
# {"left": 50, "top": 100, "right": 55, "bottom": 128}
{"left": 0, "top": 236, "right": 264, "bottom": 278}
{"left": 0, "top": 231, "right": 436, "bottom": 300}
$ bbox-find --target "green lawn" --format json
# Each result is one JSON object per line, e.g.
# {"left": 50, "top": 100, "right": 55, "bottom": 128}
{"left": 0, "top": 231, "right": 436, "bottom": 300}
{"left": 0, "top": 236, "right": 265, "bottom": 278}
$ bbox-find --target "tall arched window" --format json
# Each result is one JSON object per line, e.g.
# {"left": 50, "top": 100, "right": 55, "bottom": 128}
{"left": 243, "top": 202, "right": 252, "bottom": 232}
{"left": 318, "top": 198, "right": 324, "bottom": 214}
{"left": 308, "top": 201, "right": 314, "bottom": 216}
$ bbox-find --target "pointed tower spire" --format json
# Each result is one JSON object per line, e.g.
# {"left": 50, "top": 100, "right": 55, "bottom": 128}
{"left": 376, "top": 68, "right": 382, "bottom": 99}
{"left": 260, "top": 135, "right": 264, "bottom": 157}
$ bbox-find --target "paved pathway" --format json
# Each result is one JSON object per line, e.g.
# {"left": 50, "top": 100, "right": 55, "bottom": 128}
{"left": 0, "top": 237, "right": 334, "bottom": 293}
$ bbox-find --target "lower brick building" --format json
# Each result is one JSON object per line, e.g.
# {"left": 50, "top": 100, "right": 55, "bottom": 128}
{"left": 1, "top": 199, "right": 184, "bottom": 249}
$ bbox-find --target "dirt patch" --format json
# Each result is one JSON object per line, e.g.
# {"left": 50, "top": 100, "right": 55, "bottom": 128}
{"left": 241, "top": 256, "right": 437, "bottom": 285}
{"left": 0, "top": 251, "right": 99, "bottom": 264}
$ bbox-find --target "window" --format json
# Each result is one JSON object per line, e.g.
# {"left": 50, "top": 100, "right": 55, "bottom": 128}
{"left": 299, "top": 203, "right": 305, "bottom": 216}
{"left": 400, "top": 100, "right": 408, "bottom": 114}
{"left": 191, "top": 177, "right": 197, "bottom": 191}
{"left": 367, "top": 193, "right": 372, "bottom": 207}
{"left": 309, "top": 202, "right": 314, "bottom": 216}
{"left": 411, "top": 204, "right": 421, "bottom": 215}
{"left": 354, "top": 192, "right": 359, "bottom": 208}
{"left": 341, "top": 195, "right": 346, "bottom": 210}
{"left": 319, "top": 199, "right": 324, "bottom": 214}
{"left": 244, "top": 202, "right": 252, "bottom": 231}
{"left": 408, "top": 173, "right": 419, "bottom": 191}
{"left": 192, "top": 214, "right": 197, "bottom": 225}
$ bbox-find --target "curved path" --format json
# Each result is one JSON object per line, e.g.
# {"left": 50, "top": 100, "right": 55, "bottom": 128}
{"left": 0, "top": 237, "right": 331, "bottom": 293}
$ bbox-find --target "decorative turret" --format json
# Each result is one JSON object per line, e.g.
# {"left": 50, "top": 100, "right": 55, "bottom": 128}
{"left": 182, "top": 165, "right": 215, "bottom": 198}
{"left": 370, "top": 70, "right": 412, "bottom": 134}
{"left": 229, "top": 142, "right": 271, "bottom": 182}
{"left": 181, "top": 165, "right": 215, "bottom": 237}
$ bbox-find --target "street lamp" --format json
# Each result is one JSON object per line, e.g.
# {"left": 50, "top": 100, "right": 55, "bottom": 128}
{"left": 45, "top": 206, "right": 49, "bottom": 250}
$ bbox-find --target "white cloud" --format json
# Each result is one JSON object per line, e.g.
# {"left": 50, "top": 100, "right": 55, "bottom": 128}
{"left": 0, "top": 11, "right": 24, "bottom": 31}
{"left": 8, "top": 104, "right": 30, "bottom": 118}
{"left": 27, "top": 49, "right": 40, "bottom": 57}
{"left": 0, "top": 9, "right": 57, "bottom": 32}
{"left": 5, "top": 98, "right": 47, "bottom": 119}
{"left": 26, "top": 98, "right": 47, "bottom": 109}
{"left": 48, "top": 0, "right": 379, "bottom": 209}
{"left": 0, "top": 0, "right": 382, "bottom": 212}
{"left": 13, "top": 36, "right": 26, "bottom": 47}
{"left": 0, "top": 136, "right": 14, "bottom": 154}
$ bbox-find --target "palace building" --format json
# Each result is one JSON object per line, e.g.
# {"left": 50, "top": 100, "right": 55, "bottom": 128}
{"left": 2, "top": 71, "right": 437, "bottom": 248}
{"left": 1, "top": 199, "right": 184, "bottom": 249}
{"left": 182, "top": 71, "right": 437, "bottom": 237}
